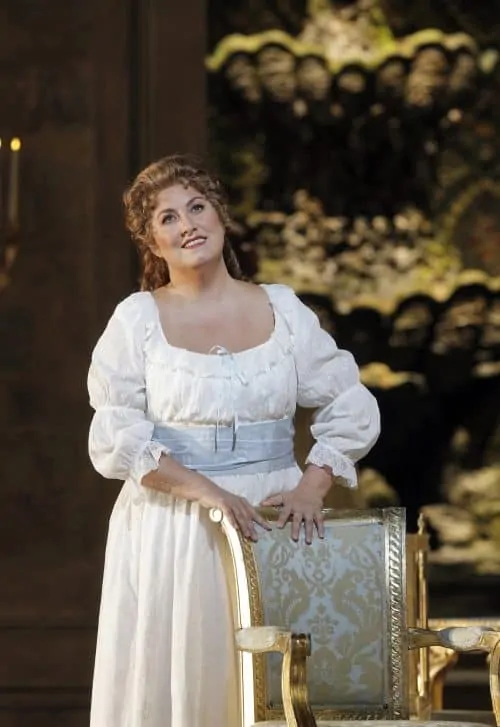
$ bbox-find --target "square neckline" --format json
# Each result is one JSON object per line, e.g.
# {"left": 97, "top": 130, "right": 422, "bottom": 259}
{"left": 148, "top": 284, "right": 278, "bottom": 358}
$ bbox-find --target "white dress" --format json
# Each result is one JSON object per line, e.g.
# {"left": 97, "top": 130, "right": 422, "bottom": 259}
{"left": 87, "top": 283, "right": 380, "bottom": 727}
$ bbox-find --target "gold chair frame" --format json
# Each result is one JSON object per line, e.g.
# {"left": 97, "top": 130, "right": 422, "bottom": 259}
{"left": 213, "top": 507, "right": 500, "bottom": 727}
{"left": 215, "top": 507, "right": 408, "bottom": 725}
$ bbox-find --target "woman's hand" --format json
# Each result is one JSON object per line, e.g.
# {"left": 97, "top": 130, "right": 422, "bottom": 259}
{"left": 199, "top": 481, "right": 271, "bottom": 542}
{"left": 261, "top": 464, "right": 332, "bottom": 544}
{"left": 142, "top": 458, "right": 270, "bottom": 541}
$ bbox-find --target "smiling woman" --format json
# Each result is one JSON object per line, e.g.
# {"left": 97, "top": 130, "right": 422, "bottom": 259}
{"left": 152, "top": 187, "right": 223, "bottom": 263}
{"left": 123, "top": 154, "right": 243, "bottom": 290}
{"left": 86, "top": 153, "right": 381, "bottom": 727}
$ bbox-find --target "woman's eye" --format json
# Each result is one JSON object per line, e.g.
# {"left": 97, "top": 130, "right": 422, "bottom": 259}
{"left": 191, "top": 203, "right": 205, "bottom": 213}
{"left": 161, "top": 214, "right": 175, "bottom": 224}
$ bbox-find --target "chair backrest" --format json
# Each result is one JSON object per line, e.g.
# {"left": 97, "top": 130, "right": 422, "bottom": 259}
{"left": 218, "top": 507, "right": 408, "bottom": 726}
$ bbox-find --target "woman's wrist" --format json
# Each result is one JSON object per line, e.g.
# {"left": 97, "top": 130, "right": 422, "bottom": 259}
{"left": 298, "top": 464, "right": 333, "bottom": 499}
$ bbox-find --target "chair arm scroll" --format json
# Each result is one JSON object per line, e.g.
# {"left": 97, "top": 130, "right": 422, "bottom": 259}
{"left": 408, "top": 626, "right": 500, "bottom": 726}
{"left": 236, "top": 627, "right": 317, "bottom": 727}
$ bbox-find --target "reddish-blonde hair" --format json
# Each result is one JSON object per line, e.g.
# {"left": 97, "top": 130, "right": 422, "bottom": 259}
{"left": 123, "top": 154, "right": 243, "bottom": 290}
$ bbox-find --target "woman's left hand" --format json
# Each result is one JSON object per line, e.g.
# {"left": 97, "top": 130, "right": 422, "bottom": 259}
{"left": 260, "top": 464, "right": 332, "bottom": 544}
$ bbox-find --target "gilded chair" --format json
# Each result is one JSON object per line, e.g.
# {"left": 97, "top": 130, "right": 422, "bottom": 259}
{"left": 406, "top": 516, "right": 432, "bottom": 719}
{"left": 211, "top": 507, "right": 500, "bottom": 727}
{"left": 427, "top": 618, "right": 500, "bottom": 725}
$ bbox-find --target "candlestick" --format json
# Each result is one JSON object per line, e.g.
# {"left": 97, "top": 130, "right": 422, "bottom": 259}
{"left": 7, "top": 137, "right": 21, "bottom": 230}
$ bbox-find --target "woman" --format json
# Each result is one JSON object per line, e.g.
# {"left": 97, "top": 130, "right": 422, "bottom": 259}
{"left": 87, "top": 154, "right": 380, "bottom": 727}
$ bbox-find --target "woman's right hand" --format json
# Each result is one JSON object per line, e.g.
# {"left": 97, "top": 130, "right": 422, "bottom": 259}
{"left": 142, "top": 458, "right": 271, "bottom": 541}
{"left": 199, "top": 481, "right": 271, "bottom": 542}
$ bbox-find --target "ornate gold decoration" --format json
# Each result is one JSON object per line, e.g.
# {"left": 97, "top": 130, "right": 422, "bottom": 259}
{"left": 406, "top": 517, "right": 432, "bottom": 719}
{"left": 386, "top": 507, "right": 408, "bottom": 720}
{"left": 251, "top": 196, "right": 489, "bottom": 314}
{"left": 428, "top": 646, "right": 458, "bottom": 711}
{"left": 207, "top": 27, "right": 476, "bottom": 76}
{"left": 360, "top": 363, "right": 427, "bottom": 390}
{"left": 234, "top": 627, "right": 316, "bottom": 727}
{"left": 422, "top": 464, "right": 500, "bottom": 574}
{"left": 409, "top": 625, "right": 500, "bottom": 725}
{"left": 300, "top": 0, "right": 394, "bottom": 64}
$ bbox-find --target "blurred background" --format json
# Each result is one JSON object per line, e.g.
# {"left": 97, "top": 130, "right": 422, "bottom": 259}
{"left": 1, "top": 0, "right": 500, "bottom": 724}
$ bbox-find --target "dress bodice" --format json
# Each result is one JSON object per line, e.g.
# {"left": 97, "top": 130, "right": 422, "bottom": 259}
{"left": 141, "top": 285, "right": 298, "bottom": 426}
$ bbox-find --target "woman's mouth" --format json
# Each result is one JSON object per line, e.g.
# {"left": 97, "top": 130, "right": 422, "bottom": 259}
{"left": 182, "top": 236, "right": 206, "bottom": 250}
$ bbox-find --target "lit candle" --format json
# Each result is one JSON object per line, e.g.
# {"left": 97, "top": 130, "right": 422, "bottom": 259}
{"left": 7, "top": 137, "right": 21, "bottom": 229}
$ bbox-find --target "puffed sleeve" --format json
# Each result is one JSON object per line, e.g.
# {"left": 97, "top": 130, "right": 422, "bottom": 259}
{"left": 87, "top": 294, "right": 169, "bottom": 483}
{"left": 278, "top": 286, "right": 380, "bottom": 489}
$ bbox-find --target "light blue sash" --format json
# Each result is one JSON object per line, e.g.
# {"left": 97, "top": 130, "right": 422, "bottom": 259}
{"left": 152, "top": 417, "right": 295, "bottom": 476}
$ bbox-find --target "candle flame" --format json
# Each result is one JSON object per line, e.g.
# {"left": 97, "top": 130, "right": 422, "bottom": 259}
{"left": 10, "top": 138, "right": 21, "bottom": 152}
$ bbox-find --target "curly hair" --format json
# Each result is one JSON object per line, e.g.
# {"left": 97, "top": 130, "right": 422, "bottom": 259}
{"left": 123, "top": 154, "right": 243, "bottom": 290}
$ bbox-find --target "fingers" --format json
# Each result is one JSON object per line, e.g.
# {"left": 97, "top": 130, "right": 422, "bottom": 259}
{"left": 277, "top": 503, "right": 292, "bottom": 529}
{"left": 227, "top": 497, "right": 271, "bottom": 542}
{"left": 315, "top": 511, "right": 325, "bottom": 539}
{"left": 224, "top": 502, "right": 256, "bottom": 541}
{"left": 252, "top": 508, "right": 272, "bottom": 531}
{"left": 291, "top": 511, "right": 302, "bottom": 542}
{"left": 260, "top": 494, "right": 283, "bottom": 507}
{"left": 304, "top": 514, "right": 315, "bottom": 545}
{"left": 222, "top": 492, "right": 324, "bottom": 544}
{"left": 281, "top": 506, "right": 324, "bottom": 544}
{"left": 236, "top": 511, "right": 258, "bottom": 541}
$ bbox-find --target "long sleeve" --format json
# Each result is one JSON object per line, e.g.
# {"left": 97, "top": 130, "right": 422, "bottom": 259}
{"left": 278, "top": 286, "right": 380, "bottom": 488}
{"left": 87, "top": 294, "right": 169, "bottom": 483}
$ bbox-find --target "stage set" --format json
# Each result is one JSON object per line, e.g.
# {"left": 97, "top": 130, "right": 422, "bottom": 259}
{"left": 1, "top": 0, "right": 500, "bottom": 725}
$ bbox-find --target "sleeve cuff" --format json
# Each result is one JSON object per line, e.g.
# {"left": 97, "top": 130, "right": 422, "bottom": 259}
{"left": 131, "top": 440, "right": 171, "bottom": 485}
{"left": 305, "top": 442, "right": 358, "bottom": 489}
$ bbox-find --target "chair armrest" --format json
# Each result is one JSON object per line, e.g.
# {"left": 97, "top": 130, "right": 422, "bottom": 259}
{"left": 236, "top": 626, "right": 295, "bottom": 654}
{"left": 235, "top": 627, "right": 317, "bottom": 727}
{"left": 409, "top": 626, "right": 500, "bottom": 727}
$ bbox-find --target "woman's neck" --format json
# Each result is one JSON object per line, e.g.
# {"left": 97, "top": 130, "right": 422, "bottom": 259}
{"left": 165, "top": 262, "right": 236, "bottom": 302}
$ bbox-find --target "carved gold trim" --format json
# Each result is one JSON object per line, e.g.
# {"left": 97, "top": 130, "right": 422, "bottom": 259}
{"left": 240, "top": 538, "right": 268, "bottom": 722}
{"left": 206, "top": 28, "right": 477, "bottom": 74}
{"left": 384, "top": 507, "right": 408, "bottom": 719}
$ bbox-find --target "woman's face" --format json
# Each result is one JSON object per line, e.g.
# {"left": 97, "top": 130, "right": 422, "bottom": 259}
{"left": 150, "top": 184, "right": 225, "bottom": 271}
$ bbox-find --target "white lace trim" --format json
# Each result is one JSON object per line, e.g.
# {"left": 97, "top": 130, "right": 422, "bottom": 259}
{"left": 132, "top": 440, "right": 170, "bottom": 485}
{"left": 306, "top": 443, "right": 358, "bottom": 489}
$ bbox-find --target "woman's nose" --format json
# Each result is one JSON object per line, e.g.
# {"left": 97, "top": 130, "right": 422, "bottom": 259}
{"left": 179, "top": 212, "right": 195, "bottom": 235}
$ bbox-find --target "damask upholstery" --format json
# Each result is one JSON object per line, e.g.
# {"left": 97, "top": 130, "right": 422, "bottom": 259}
{"left": 216, "top": 507, "right": 407, "bottom": 725}
{"left": 257, "top": 512, "right": 403, "bottom": 715}
{"left": 213, "top": 507, "right": 500, "bottom": 727}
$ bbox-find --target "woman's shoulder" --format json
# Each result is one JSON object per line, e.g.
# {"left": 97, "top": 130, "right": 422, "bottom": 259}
{"left": 259, "top": 282, "right": 303, "bottom": 316}
{"left": 112, "top": 290, "right": 156, "bottom": 325}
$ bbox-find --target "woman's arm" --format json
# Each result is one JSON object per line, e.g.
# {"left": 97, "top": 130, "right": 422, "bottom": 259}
{"left": 142, "top": 455, "right": 270, "bottom": 540}
{"left": 262, "top": 286, "right": 381, "bottom": 542}
{"left": 88, "top": 295, "right": 269, "bottom": 539}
